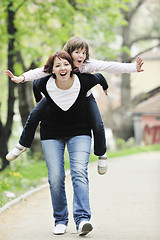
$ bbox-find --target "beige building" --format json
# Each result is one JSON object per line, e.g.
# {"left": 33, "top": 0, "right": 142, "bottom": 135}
{"left": 131, "top": 47, "right": 160, "bottom": 98}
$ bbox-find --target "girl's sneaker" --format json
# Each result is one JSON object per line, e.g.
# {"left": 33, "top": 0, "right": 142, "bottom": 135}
{"left": 6, "top": 144, "right": 27, "bottom": 161}
{"left": 97, "top": 156, "right": 108, "bottom": 175}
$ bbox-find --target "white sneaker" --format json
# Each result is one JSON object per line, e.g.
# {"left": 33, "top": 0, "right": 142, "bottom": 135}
{"left": 6, "top": 144, "right": 27, "bottom": 161}
{"left": 53, "top": 224, "right": 67, "bottom": 235}
{"left": 97, "top": 156, "right": 108, "bottom": 175}
{"left": 78, "top": 221, "right": 93, "bottom": 236}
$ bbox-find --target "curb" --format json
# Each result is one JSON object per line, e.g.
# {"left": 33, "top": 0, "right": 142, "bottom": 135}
{"left": 0, "top": 170, "right": 70, "bottom": 214}
{"left": 0, "top": 183, "right": 49, "bottom": 214}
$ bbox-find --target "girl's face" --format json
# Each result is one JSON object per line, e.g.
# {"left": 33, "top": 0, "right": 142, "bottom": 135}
{"left": 52, "top": 57, "right": 72, "bottom": 82}
{"left": 71, "top": 48, "right": 87, "bottom": 68}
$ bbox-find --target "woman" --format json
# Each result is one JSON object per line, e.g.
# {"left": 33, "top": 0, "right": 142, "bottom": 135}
{"left": 8, "top": 51, "right": 108, "bottom": 235}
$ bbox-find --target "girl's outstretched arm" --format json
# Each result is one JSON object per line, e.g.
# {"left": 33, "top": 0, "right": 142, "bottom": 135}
{"left": 81, "top": 56, "right": 144, "bottom": 74}
{"left": 5, "top": 70, "right": 24, "bottom": 83}
{"left": 5, "top": 67, "right": 48, "bottom": 83}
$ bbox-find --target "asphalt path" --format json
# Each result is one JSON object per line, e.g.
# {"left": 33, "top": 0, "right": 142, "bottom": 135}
{"left": 0, "top": 152, "right": 160, "bottom": 240}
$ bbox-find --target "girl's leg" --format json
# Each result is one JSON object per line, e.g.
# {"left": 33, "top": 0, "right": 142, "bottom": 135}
{"left": 67, "top": 135, "right": 92, "bottom": 233}
{"left": 41, "top": 139, "right": 68, "bottom": 228}
{"left": 19, "top": 98, "right": 47, "bottom": 147}
{"left": 86, "top": 94, "right": 108, "bottom": 175}
{"left": 6, "top": 98, "right": 47, "bottom": 161}
{"left": 86, "top": 94, "right": 106, "bottom": 156}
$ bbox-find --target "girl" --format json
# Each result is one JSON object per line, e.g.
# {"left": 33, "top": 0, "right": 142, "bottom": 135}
{"left": 5, "top": 36, "right": 144, "bottom": 175}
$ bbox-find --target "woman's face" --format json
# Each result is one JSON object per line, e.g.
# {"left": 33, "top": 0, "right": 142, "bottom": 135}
{"left": 71, "top": 48, "right": 87, "bottom": 68}
{"left": 52, "top": 57, "right": 72, "bottom": 82}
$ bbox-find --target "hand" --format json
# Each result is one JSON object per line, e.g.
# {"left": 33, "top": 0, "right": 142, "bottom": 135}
{"left": 136, "top": 56, "right": 144, "bottom": 72}
{"left": 104, "top": 89, "right": 108, "bottom": 96}
{"left": 5, "top": 70, "right": 24, "bottom": 83}
{"left": 36, "top": 97, "right": 44, "bottom": 105}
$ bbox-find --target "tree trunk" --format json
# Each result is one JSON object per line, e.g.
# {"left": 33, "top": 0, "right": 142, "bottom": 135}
{"left": 121, "top": 19, "right": 132, "bottom": 109}
{"left": 0, "top": 2, "right": 17, "bottom": 170}
{"left": 0, "top": 122, "right": 9, "bottom": 170}
{"left": 111, "top": 12, "right": 134, "bottom": 140}
{"left": 18, "top": 82, "right": 34, "bottom": 126}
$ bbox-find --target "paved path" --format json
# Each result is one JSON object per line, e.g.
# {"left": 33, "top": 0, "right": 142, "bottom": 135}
{"left": 0, "top": 152, "right": 160, "bottom": 240}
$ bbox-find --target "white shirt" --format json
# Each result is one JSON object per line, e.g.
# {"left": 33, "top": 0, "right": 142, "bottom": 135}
{"left": 46, "top": 75, "right": 80, "bottom": 111}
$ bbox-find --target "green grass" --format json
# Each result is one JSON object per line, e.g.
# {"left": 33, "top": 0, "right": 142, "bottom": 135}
{"left": 0, "top": 158, "right": 48, "bottom": 207}
{"left": 0, "top": 144, "right": 159, "bottom": 208}
{"left": 107, "top": 144, "right": 160, "bottom": 158}
{"left": 0, "top": 151, "right": 70, "bottom": 208}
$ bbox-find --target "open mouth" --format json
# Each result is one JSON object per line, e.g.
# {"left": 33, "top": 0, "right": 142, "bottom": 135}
{"left": 60, "top": 73, "right": 67, "bottom": 76}
{"left": 78, "top": 60, "right": 82, "bottom": 64}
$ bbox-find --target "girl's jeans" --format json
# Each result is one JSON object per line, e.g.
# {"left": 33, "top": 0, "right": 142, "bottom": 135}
{"left": 41, "top": 135, "right": 91, "bottom": 228}
{"left": 19, "top": 95, "right": 106, "bottom": 155}
{"left": 87, "top": 94, "right": 106, "bottom": 155}
{"left": 19, "top": 98, "right": 47, "bottom": 147}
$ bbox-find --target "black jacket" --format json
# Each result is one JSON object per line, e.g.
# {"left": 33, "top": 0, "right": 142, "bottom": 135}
{"left": 33, "top": 73, "right": 108, "bottom": 140}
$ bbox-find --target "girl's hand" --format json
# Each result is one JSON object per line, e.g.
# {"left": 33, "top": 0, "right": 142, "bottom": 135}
{"left": 5, "top": 70, "right": 25, "bottom": 83}
{"left": 136, "top": 56, "right": 144, "bottom": 72}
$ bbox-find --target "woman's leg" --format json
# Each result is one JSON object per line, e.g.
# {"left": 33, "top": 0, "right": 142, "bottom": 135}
{"left": 86, "top": 94, "right": 108, "bottom": 175}
{"left": 41, "top": 139, "right": 68, "bottom": 227}
{"left": 67, "top": 135, "right": 92, "bottom": 230}
{"left": 6, "top": 98, "right": 47, "bottom": 161}
{"left": 86, "top": 94, "right": 106, "bottom": 156}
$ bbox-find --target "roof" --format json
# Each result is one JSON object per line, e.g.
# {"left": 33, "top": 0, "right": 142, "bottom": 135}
{"left": 141, "top": 47, "right": 160, "bottom": 60}
{"left": 132, "top": 92, "right": 160, "bottom": 114}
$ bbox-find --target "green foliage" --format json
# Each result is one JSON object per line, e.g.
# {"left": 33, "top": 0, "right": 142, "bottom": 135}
{"left": 116, "top": 137, "right": 141, "bottom": 150}
{"left": 73, "top": 0, "right": 132, "bottom": 59}
{"left": 120, "top": 45, "right": 131, "bottom": 56}
{"left": 116, "top": 137, "right": 126, "bottom": 150}
{"left": 0, "top": 0, "right": 133, "bottom": 73}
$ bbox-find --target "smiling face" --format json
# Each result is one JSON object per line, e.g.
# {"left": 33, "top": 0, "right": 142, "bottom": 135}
{"left": 71, "top": 48, "right": 87, "bottom": 68}
{"left": 52, "top": 57, "right": 72, "bottom": 82}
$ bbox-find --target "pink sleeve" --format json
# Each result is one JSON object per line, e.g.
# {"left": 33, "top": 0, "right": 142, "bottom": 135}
{"left": 22, "top": 67, "right": 49, "bottom": 81}
{"left": 80, "top": 59, "right": 137, "bottom": 74}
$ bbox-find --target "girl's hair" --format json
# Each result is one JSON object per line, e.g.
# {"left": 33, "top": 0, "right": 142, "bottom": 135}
{"left": 43, "top": 50, "right": 74, "bottom": 77}
{"left": 63, "top": 36, "right": 89, "bottom": 61}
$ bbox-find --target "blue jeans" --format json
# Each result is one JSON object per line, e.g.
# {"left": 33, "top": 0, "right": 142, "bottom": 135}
{"left": 41, "top": 135, "right": 92, "bottom": 229}
{"left": 19, "top": 95, "right": 106, "bottom": 155}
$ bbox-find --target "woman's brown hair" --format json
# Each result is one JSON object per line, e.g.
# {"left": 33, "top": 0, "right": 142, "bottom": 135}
{"left": 43, "top": 51, "right": 74, "bottom": 77}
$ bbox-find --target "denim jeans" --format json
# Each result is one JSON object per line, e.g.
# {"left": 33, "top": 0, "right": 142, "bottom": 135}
{"left": 41, "top": 135, "right": 91, "bottom": 229}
